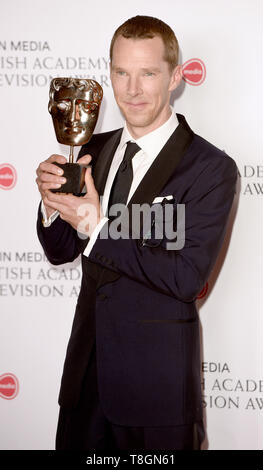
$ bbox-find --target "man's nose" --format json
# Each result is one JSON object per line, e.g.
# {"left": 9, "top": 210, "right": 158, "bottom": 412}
{"left": 127, "top": 75, "right": 142, "bottom": 96}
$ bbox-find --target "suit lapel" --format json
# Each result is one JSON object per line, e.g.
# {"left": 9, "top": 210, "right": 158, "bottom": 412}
{"left": 93, "top": 128, "right": 122, "bottom": 196}
{"left": 127, "top": 114, "right": 194, "bottom": 208}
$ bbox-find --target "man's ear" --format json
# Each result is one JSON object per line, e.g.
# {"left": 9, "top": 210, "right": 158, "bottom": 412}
{"left": 169, "top": 65, "right": 183, "bottom": 92}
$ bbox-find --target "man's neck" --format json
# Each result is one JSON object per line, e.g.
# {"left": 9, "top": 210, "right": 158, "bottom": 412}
{"left": 126, "top": 108, "right": 172, "bottom": 140}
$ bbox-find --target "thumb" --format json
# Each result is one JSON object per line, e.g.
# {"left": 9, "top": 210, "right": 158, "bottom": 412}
{"left": 84, "top": 166, "right": 97, "bottom": 197}
{"left": 78, "top": 153, "right": 92, "bottom": 166}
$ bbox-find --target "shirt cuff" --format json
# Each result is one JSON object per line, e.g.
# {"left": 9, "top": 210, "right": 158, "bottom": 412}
{"left": 41, "top": 201, "right": 59, "bottom": 227}
{"left": 83, "top": 216, "right": 109, "bottom": 257}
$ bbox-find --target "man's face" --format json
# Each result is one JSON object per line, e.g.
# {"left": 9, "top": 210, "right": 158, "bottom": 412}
{"left": 110, "top": 35, "right": 182, "bottom": 139}
{"left": 50, "top": 85, "right": 100, "bottom": 146}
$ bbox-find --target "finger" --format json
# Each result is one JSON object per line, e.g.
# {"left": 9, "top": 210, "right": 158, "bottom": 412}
{"left": 36, "top": 171, "right": 66, "bottom": 195}
{"left": 37, "top": 162, "right": 64, "bottom": 178}
{"left": 47, "top": 154, "right": 67, "bottom": 164}
{"left": 43, "top": 195, "right": 69, "bottom": 213}
{"left": 38, "top": 171, "right": 67, "bottom": 184}
{"left": 36, "top": 155, "right": 67, "bottom": 177}
{"left": 77, "top": 154, "right": 92, "bottom": 165}
{"left": 38, "top": 181, "right": 63, "bottom": 191}
{"left": 46, "top": 192, "right": 75, "bottom": 206}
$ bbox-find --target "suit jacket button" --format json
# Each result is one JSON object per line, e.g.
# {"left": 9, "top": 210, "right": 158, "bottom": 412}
{"left": 97, "top": 293, "right": 107, "bottom": 301}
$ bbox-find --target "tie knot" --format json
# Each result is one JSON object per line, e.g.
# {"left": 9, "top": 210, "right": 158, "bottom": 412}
{"left": 119, "top": 141, "right": 140, "bottom": 172}
{"left": 108, "top": 141, "right": 140, "bottom": 210}
{"left": 123, "top": 141, "right": 140, "bottom": 163}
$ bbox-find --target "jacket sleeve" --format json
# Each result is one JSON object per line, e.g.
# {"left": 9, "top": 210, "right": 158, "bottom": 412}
{"left": 87, "top": 154, "right": 238, "bottom": 302}
{"left": 36, "top": 203, "right": 84, "bottom": 264}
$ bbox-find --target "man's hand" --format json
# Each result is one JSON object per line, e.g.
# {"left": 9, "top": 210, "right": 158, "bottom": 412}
{"left": 42, "top": 160, "right": 103, "bottom": 238}
{"left": 36, "top": 153, "right": 92, "bottom": 218}
{"left": 36, "top": 154, "right": 68, "bottom": 218}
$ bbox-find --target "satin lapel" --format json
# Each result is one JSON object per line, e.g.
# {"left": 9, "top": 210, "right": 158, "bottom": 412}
{"left": 92, "top": 129, "right": 122, "bottom": 196}
{"left": 87, "top": 129, "right": 122, "bottom": 288}
{"left": 127, "top": 114, "right": 194, "bottom": 209}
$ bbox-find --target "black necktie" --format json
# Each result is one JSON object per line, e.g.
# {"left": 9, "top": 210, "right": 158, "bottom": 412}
{"left": 108, "top": 141, "right": 140, "bottom": 212}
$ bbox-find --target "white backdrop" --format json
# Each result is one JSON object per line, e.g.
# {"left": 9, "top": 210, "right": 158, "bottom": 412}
{"left": 1, "top": 0, "right": 262, "bottom": 450}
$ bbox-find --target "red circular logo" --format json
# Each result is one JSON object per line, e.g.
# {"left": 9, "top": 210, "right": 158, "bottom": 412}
{"left": 182, "top": 58, "right": 206, "bottom": 86}
{"left": 197, "top": 282, "right": 209, "bottom": 299}
{"left": 0, "top": 373, "right": 19, "bottom": 400}
{"left": 0, "top": 164, "right": 17, "bottom": 190}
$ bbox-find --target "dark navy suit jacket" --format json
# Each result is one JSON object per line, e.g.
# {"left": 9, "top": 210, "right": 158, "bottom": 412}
{"left": 37, "top": 114, "right": 237, "bottom": 427}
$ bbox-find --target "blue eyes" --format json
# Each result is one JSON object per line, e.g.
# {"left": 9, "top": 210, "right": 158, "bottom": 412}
{"left": 116, "top": 71, "right": 155, "bottom": 77}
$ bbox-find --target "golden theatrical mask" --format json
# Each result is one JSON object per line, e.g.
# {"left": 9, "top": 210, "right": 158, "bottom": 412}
{"left": 48, "top": 77, "right": 103, "bottom": 194}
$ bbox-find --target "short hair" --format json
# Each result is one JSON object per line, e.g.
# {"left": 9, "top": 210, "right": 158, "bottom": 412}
{"left": 110, "top": 15, "right": 179, "bottom": 71}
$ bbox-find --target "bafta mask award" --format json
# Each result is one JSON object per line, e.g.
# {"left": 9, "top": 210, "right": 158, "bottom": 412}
{"left": 48, "top": 77, "right": 103, "bottom": 194}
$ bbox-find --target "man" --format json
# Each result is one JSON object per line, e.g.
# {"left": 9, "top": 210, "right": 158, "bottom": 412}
{"left": 36, "top": 16, "right": 237, "bottom": 450}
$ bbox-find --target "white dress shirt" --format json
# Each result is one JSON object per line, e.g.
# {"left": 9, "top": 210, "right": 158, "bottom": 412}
{"left": 41, "top": 108, "right": 179, "bottom": 257}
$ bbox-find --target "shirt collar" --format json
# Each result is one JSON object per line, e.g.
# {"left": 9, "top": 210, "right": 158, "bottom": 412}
{"left": 119, "top": 107, "right": 179, "bottom": 158}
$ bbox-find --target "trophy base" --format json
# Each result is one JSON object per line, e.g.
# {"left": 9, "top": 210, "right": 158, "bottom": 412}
{"left": 51, "top": 162, "right": 88, "bottom": 195}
